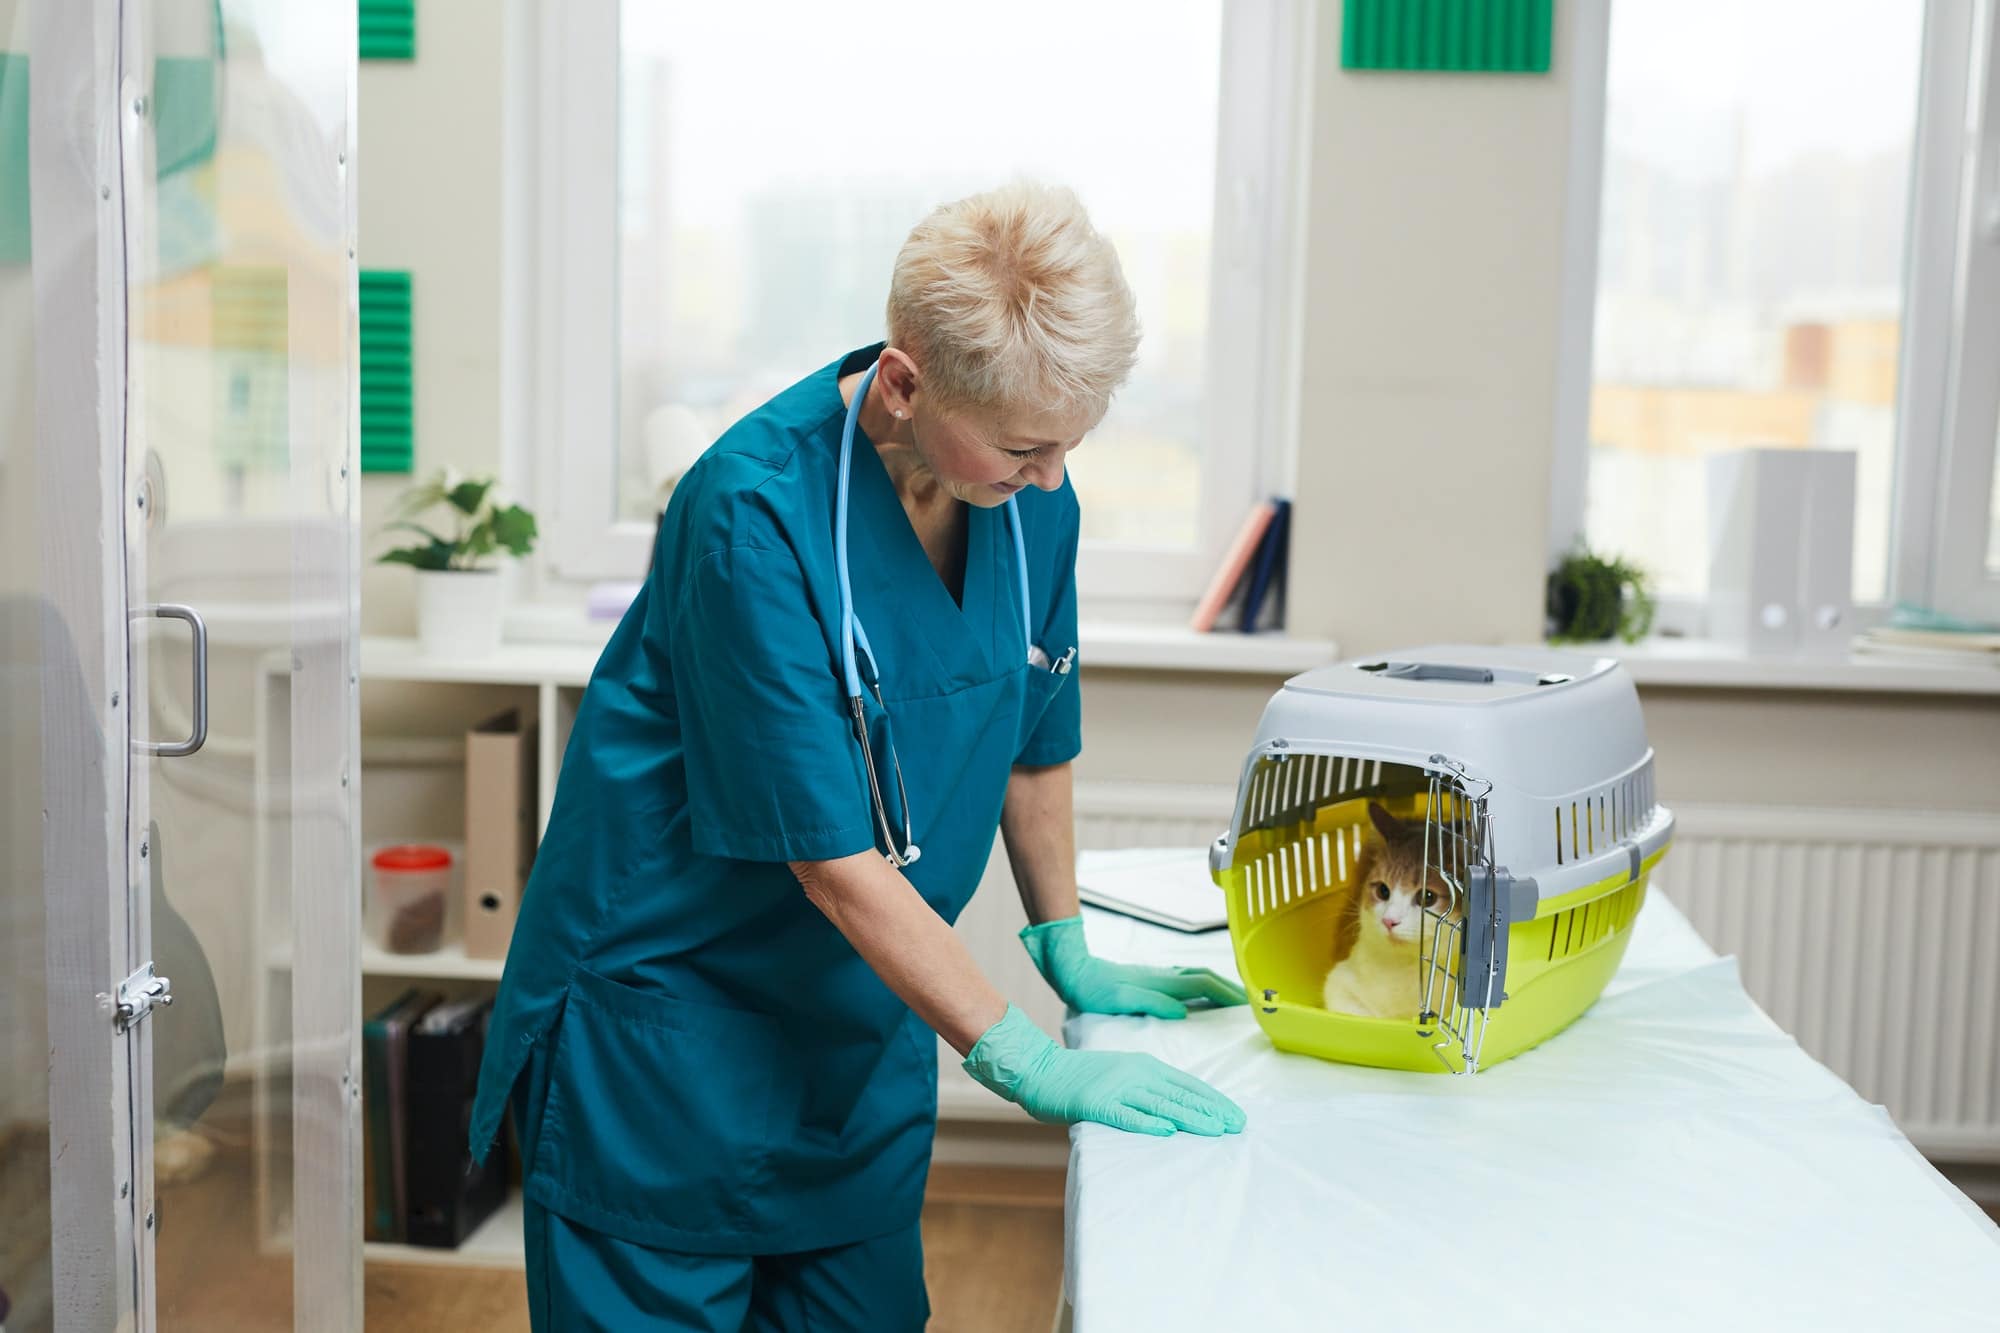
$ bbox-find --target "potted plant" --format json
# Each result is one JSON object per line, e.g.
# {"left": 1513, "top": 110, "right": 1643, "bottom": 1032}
{"left": 378, "top": 470, "right": 538, "bottom": 656}
{"left": 1546, "top": 545, "right": 1656, "bottom": 645}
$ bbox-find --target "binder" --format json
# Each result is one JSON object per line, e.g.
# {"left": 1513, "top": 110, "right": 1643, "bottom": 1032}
{"left": 464, "top": 707, "right": 538, "bottom": 959}
{"left": 363, "top": 988, "right": 441, "bottom": 1242}
{"left": 404, "top": 996, "right": 507, "bottom": 1248}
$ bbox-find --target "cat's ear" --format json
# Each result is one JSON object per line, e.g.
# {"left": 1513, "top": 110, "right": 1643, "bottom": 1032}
{"left": 1368, "top": 801, "right": 1402, "bottom": 841}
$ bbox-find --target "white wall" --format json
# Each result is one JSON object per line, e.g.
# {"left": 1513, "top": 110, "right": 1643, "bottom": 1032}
{"left": 357, "top": 0, "right": 505, "bottom": 639}
{"left": 1286, "top": 3, "right": 1576, "bottom": 650}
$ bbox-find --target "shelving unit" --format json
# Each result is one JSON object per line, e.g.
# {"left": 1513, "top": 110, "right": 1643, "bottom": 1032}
{"left": 270, "top": 937, "right": 506, "bottom": 984}
{"left": 361, "top": 938, "right": 507, "bottom": 982}
{"left": 352, "top": 640, "right": 592, "bottom": 1269}
{"left": 363, "top": 1193, "right": 526, "bottom": 1269}
{"left": 345, "top": 923, "right": 522, "bottom": 1267}
{"left": 362, "top": 637, "right": 588, "bottom": 837}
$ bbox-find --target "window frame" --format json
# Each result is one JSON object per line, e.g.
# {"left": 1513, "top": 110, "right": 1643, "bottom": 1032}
{"left": 1549, "top": 0, "right": 2000, "bottom": 633}
{"left": 1930, "top": 0, "right": 2000, "bottom": 617}
{"left": 507, "top": 0, "right": 1311, "bottom": 617}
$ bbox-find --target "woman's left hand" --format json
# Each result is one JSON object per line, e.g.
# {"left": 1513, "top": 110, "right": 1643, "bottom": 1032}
{"left": 1020, "top": 916, "right": 1248, "bottom": 1019}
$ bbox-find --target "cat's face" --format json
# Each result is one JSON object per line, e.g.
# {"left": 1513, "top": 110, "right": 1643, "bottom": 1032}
{"left": 1354, "top": 802, "right": 1462, "bottom": 947}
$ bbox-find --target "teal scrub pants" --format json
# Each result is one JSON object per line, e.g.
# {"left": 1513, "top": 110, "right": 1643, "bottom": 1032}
{"left": 523, "top": 1200, "right": 929, "bottom": 1332}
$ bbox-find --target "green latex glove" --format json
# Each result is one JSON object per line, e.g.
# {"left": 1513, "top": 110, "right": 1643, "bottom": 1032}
{"left": 1021, "top": 915, "right": 1249, "bottom": 1018}
{"left": 963, "top": 1005, "right": 1247, "bottom": 1137}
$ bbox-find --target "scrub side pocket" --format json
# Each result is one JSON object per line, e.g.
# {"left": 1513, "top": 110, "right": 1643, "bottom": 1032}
{"left": 528, "top": 967, "right": 792, "bottom": 1243}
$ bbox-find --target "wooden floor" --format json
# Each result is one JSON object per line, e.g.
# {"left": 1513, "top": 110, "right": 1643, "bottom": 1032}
{"left": 7, "top": 1095, "right": 1064, "bottom": 1332}
{"left": 363, "top": 1166, "right": 1067, "bottom": 1332}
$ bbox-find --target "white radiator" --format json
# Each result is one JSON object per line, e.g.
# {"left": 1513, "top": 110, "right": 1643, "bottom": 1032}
{"left": 1655, "top": 805, "right": 2000, "bottom": 1163}
{"left": 948, "top": 787, "right": 2000, "bottom": 1166}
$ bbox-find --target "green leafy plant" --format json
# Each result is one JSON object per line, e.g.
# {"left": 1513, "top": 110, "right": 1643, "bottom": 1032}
{"left": 377, "top": 470, "right": 538, "bottom": 572}
{"left": 1546, "top": 546, "right": 1655, "bottom": 644}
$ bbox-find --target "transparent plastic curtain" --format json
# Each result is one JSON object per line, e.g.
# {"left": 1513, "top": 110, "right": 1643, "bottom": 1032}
{"left": 4, "top": 3, "right": 133, "bottom": 1327}
{"left": 126, "top": 1, "right": 361, "bottom": 1326}
{"left": 1, "top": 1, "right": 61, "bottom": 1316}
{"left": 0, "top": 0, "right": 360, "bottom": 1326}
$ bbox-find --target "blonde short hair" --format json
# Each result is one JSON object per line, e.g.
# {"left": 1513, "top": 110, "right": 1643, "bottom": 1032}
{"left": 887, "top": 182, "right": 1140, "bottom": 420}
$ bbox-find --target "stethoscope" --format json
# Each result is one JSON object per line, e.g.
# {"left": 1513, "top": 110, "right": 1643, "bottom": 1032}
{"left": 835, "top": 360, "right": 1071, "bottom": 868}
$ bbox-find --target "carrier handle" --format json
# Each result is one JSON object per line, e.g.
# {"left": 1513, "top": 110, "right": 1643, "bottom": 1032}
{"left": 1362, "top": 660, "right": 1574, "bottom": 687}
{"left": 1371, "top": 661, "right": 1493, "bottom": 684}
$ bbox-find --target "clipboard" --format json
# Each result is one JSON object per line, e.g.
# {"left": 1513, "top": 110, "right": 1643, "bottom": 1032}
{"left": 1076, "top": 847, "right": 1230, "bottom": 933}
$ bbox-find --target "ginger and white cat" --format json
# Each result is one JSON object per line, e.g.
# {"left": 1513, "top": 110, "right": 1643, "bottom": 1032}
{"left": 1321, "top": 801, "right": 1463, "bottom": 1019}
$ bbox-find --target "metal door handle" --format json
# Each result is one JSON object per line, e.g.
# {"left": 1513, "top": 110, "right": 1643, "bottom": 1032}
{"left": 135, "top": 603, "right": 208, "bottom": 757}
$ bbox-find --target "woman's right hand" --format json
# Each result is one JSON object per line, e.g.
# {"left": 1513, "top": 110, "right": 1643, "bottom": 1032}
{"left": 961, "top": 1005, "right": 1246, "bottom": 1137}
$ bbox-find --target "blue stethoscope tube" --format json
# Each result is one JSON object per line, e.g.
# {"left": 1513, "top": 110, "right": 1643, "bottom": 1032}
{"left": 836, "top": 360, "right": 1035, "bottom": 867}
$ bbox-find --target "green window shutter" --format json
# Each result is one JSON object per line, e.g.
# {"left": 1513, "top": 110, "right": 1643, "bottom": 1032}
{"left": 213, "top": 266, "right": 290, "bottom": 473}
{"left": 1342, "top": 0, "right": 1554, "bottom": 74}
{"left": 360, "top": 0, "right": 416, "bottom": 61}
{"left": 153, "top": 56, "right": 218, "bottom": 178}
{"left": 360, "top": 269, "right": 414, "bottom": 474}
{"left": 0, "top": 54, "right": 29, "bottom": 264}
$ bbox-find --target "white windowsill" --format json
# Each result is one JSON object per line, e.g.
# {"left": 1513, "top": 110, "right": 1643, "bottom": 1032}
{"left": 1080, "top": 622, "right": 1338, "bottom": 674}
{"left": 360, "top": 623, "right": 1996, "bottom": 696}
{"left": 361, "top": 620, "right": 1339, "bottom": 688}
{"left": 1552, "top": 636, "right": 2000, "bottom": 696}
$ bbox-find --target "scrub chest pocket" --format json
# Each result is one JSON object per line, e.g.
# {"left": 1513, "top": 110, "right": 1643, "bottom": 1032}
{"left": 1015, "top": 658, "right": 1072, "bottom": 757}
{"left": 528, "top": 968, "right": 799, "bottom": 1245}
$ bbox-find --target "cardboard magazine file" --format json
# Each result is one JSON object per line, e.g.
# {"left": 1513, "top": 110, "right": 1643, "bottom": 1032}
{"left": 464, "top": 706, "right": 538, "bottom": 959}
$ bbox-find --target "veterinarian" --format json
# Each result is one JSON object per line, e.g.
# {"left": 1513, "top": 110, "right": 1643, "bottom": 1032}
{"left": 469, "top": 182, "right": 1248, "bottom": 1331}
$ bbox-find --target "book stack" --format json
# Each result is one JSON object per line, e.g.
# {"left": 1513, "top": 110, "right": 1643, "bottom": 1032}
{"left": 1852, "top": 605, "right": 2000, "bottom": 669}
{"left": 364, "top": 990, "right": 508, "bottom": 1248}
{"left": 1190, "top": 497, "right": 1292, "bottom": 633}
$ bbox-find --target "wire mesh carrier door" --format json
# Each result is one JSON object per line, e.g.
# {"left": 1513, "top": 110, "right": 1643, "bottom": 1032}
{"left": 1416, "top": 759, "right": 1504, "bottom": 1072}
{"left": 1209, "top": 647, "right": 1675, "bottom": 1075}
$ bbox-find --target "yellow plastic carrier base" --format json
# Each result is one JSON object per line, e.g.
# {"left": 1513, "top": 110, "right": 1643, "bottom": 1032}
{"left": 1215, "top": 791, "right": 1668, "bottom": 1073}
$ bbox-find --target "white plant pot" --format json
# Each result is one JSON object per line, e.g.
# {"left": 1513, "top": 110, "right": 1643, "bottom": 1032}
{"left": 416, "top": 568, "right": 504, "bottom": 658}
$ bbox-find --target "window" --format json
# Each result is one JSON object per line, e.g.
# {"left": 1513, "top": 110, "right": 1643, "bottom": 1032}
{"left": 1556, "top": 0, "right": 2000, "bottom": 626}
{"left": 1989, "top": 424, "right": 2000, "bottom": 575}
{"left": 520, "top": 1, "right": 1307, "bottom": 610}
{"left": 1588, "top": 0, "right": 1922, "bottom": 606}
{"left": 1932, "top": 0, "right": 2000, "bottom": 619}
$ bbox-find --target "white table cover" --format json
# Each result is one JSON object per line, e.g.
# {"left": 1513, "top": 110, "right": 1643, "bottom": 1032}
{"left": 1065, "top": 884, "right": 2000, "bottom": 1331}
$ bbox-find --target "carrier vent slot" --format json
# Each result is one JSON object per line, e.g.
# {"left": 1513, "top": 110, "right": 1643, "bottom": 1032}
{"left": 1542, "top": 881, "right": 1646, "bottom": 962}
{"left": 1549, "top": 760, "right": 1657, "bottom": 870}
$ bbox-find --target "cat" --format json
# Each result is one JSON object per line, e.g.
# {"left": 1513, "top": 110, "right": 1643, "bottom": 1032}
{"left": 1321, "top": 801, "right": 1464, "bottom": 1019}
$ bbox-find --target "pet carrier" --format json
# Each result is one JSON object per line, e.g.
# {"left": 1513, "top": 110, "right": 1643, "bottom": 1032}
{"left": 1209, "top": 645, "right": 1674, "bottom": 1073}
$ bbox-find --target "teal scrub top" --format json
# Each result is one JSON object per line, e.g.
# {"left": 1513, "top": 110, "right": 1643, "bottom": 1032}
{"left": 468, "top": 344, "right": 1083, "bottom": 1257}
